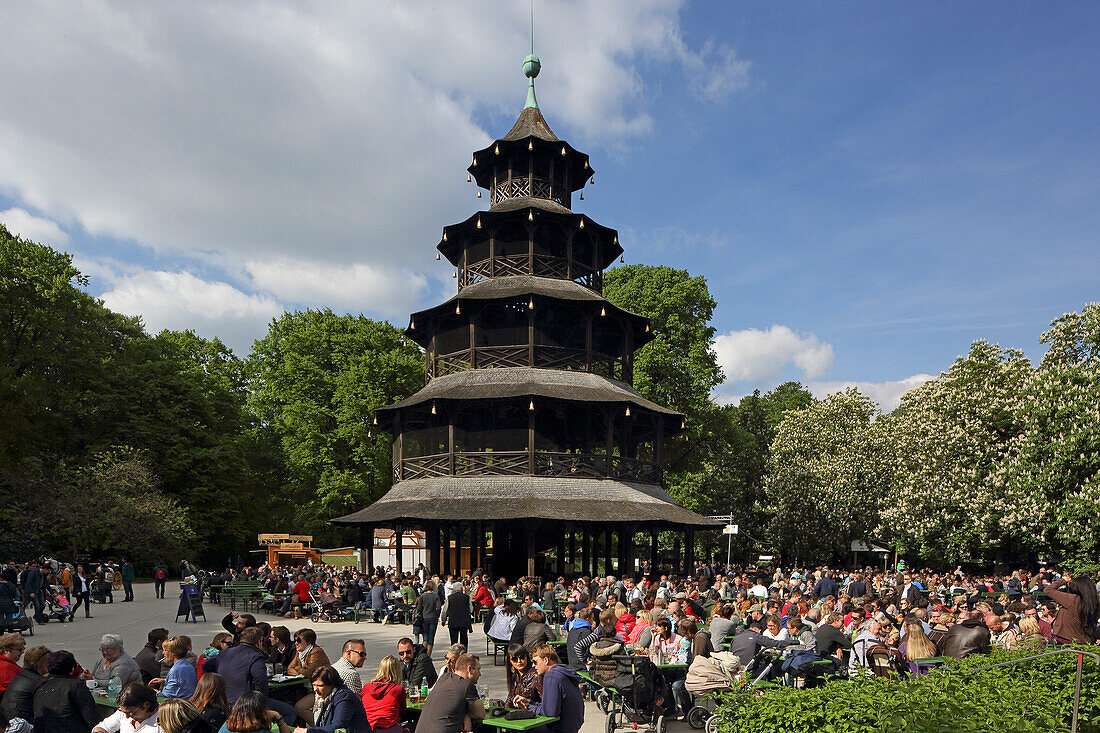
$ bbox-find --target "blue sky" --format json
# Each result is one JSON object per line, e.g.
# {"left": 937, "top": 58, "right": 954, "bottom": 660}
{"left": 1, "top": 1, "right": 1097, "bottom": 409}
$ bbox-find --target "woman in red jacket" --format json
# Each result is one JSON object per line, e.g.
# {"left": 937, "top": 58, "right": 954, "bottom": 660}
{"left": 360, "top": 656, "right": 406, "bottom": 733}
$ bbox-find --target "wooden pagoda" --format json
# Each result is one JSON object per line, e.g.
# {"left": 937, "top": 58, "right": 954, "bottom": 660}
{"left": 333, "top": 53, "right": 717, "bottom": 579}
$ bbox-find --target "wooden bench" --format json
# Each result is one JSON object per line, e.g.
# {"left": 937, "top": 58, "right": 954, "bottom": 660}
{"left": 221, "top": 580, "right": 264, "bottom": 611}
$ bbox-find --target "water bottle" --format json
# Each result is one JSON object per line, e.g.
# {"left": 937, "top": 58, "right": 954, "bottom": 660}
{"left": 419, "top": 677, "right": 428, "bottom": 699}
{"left": 108, "top": 676, "right": 120, "bottom": 697}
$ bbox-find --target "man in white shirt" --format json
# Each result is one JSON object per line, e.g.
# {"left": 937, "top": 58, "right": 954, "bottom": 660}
{"left": 93, "top": 683, "right": 161, "bottom": 733}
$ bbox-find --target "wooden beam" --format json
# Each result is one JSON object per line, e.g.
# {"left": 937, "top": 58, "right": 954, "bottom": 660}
{"left": 394, "top": 522, "right": 404, "bottom": 578}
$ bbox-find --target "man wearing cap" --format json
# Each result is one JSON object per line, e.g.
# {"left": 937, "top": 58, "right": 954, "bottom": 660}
{"left": 744, "top": 605, "right": 767, "bottom": 633}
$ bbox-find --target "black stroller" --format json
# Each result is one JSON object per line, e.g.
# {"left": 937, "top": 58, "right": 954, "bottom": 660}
{"left": 605, "top": 655, "right": 669, "bottom": 733}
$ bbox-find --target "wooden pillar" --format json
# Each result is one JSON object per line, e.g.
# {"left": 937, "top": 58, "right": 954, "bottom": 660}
{"left": 624, "top": 524, "right": 636, "bottom": 578}
{"left": 359, "top": 525, "right": 370, "bottom": 574}
{"left": 394, "top": 522, "right": 404, "bottom": 577}
{"left": 556, "top": 524, "right": 566, "bottom": 578}
{"left": 442, "top": 523, "right": 452, "bottom": 577}
{"left": 674, "top": 536, "right": 681, "bottom": 574}
{"left": 580, "top": 526, "right": 589, "bottom": 578}
{"left": 605, "top": 410, "right": 614, "bottom": 477}
{"left": 686, "top": 527, "right": 696, "bottom": 578}
{"left": 650, "top": 529, "right": 658, "bottom": 578}
{"left": 603, "top": 527, "right": 612, "bottom": 577}
{"left": 572, "top": 526, "right": 580, "bottom": 576}
{"left": 426, "top": 521, "right": 440, "bottom": 576}
{"left": 617, "top": 528, "right": 627, "bottom": 576}
{"left": 474, "top": 522, "right": 484, "bottom": 572}
{"left": 528, "top": 406, "right": 536, "bottom": 474}
{"left": 526, "top": 523, "right": 537, "bottom": 578}
{"left": 364, "top": 524, "right": 375, "bottom": 574}
{"left": 448, "top": 412, "right": 456, "bottom": 476}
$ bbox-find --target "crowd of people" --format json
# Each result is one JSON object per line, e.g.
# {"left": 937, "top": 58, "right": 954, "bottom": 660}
{"left": 2, "top": 557, "right": 1097, "bottom": 733}
{"left": 0, "top": 560, "right": 176, "bottom": 623}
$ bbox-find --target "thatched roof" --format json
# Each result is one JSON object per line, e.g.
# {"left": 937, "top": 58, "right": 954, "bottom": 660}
{"left": 331, "top": 475, "right": 719, "bottom": 528}
{"left": 376, "top": 367, "right": 681, "bottom": 417}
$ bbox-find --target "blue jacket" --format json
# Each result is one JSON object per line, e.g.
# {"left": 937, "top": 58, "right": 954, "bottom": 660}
{"left": 527, "top": 664, "right": 583, "bottom": 733}
{"left": 201, "top": 642, "right": 267, "bottom": 703}
{"left": 161, "top": 658, "right": 198, "bottom": 698}
{"left": 370, "top": 585, "right": 387, "bottom": 610}
{"left": 307, "top": 686, "right": 369, "bottom": 733}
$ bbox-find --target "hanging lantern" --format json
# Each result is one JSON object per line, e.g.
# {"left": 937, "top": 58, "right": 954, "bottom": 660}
{"left": 455, "top": 303, "right": 461, "bottom": 315}
{"left": 600, "top": 307, "right": 606, "bottom": 317}
{"left": 528, "top": 141, "right": 534, "bottom": 150}
{"left": 561, "top": 146, "right": 566, "bottom": 156}
{"left": 579, "top": 193, "right": 584, "bottom": 200}
{"left": 584, "top": 160, "right": 589, "bottom": 168}
{"left": 431, "top": 403, "right": 437, "bottom": 415}
{"left": 681, "top": 419, "right": 686, "bottom": 429}
{"left": 477, "top": 191, "right": 482, "bottom": 198}
{"left": 613, "top": 235, "right": 618, "bottom": 244}
{"left": 528, "top": 297, "right": 534, "bottom": 310}
{"left": 528, "top": 210, "right": 534, "bottom": 221}
{"left": 591, "top": 176, "right": 595, "bottom": 184}
{"left": 436, "top": 252, "right": 441, "bottom": 260}
{"left": 373, "top": 416, "right": 378, "bottom": 425}
{"left": 443, "top": 231, "right": 448, "bottom": 241}
{"left": 472, "top": 157, "right": 477, "bottom": 166}
{"left": 625, "top": 406, "right": 631, "bottom": 417}
{"left": 467, "top": 174, "right": 472, "bottom": 182}
{"left": 495, "top": 144, "right": 500, "bottom": 155}
{"left": 620, "top": 256, "right": 624, "bottom": 263}
{"left": 452, "top": 271, "right": 457, "bottom": 278}
{"left": 409, "top": 319, "right": 415, "bottom": 329}
{"left": 579, "top": 219, "right": 584, "bottom": 229}
{"left": 476, "top": 218, "right": 482, "bottom": 229}
{"left": 529, "top": 399, "right": 535, "bottom": 411}
{"left": 645, "top": 323, "right": 650, "bottom": 333}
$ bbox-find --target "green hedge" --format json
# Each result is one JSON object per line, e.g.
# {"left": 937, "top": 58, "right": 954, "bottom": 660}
{"left": 713, "top": 647, "right": 1100, "bottom": 733}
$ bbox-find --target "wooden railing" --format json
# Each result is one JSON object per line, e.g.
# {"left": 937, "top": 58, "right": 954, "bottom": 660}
{"left": 398, "top": 450, "right": 659, "bottom": 483}
{"left": 429, "top": 345, "right": 620, "bottom": 379}
{"left": 460, "top": 254, "right": 599, "bottom": 289}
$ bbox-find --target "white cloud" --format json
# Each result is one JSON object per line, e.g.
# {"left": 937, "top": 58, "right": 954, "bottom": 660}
{"left": 0, "top": 207, "right": 69, "bottom": 246}
{"left": 0, "top": 2, "right": 750, "bottom": 285}
{"left": 807, "top": 374, "right": 935, "bottom": 412}
{"left": 244, "top": 257, "right": 429, "bottom": 319}
{"left": 96, "top": 266, "right": 282, "bottom": 353}
{"left": 714, "top": 325, "right": 835, "bottom": 383}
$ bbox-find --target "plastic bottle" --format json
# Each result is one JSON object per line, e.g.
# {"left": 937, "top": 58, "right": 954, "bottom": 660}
{"left": 419, "top": 677, "right": 428, "bottom": 700}
{"left": 107, "top": 676, "right": 120, "bottom": 696}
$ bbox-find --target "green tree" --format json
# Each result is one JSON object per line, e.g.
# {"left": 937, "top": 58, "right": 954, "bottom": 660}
{"left": 765, "top": 389, "right": 886, "bottom": 562}
{"left": 247, "top": 310, "right": 423, "bottom": 536}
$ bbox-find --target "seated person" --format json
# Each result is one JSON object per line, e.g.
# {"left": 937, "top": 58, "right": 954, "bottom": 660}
{"left": 505, "top": 645, "right": 541, "bottom": 708}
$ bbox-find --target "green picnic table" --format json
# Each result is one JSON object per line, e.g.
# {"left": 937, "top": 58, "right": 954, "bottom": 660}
{"left": 406, "top": 700, "right": 558, "bottom": 731}
{"left": 268, "top": 676, "right": 308, "bottom": 690}
{"left": 92, "top": 690, "right": 168, "bottom": 710}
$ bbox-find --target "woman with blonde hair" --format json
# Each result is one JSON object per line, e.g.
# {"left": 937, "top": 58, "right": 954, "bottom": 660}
{"left": 158, "top": 699, "right": 205, "bottom": 733}
{"left": 1012, "top": 616, "right": 1047, "bottom": 650}
{"left": 153, "top": 637, "right": 198, "bottom": 699}
{"left": 626, "top": 609, "right": 653, "bottom": 648}
{"left": 359, "top": 656, "right": 405, "bottom": 733}
{"left": 899, "top": 619, "right": 937, "bottom": 664}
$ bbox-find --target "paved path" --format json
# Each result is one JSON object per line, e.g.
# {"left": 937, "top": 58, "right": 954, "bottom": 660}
{"left": 24, "top": 582, "right": 696, "bottom": 733}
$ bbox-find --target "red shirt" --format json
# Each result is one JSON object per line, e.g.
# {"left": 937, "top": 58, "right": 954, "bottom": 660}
{"left": 361, "top": 681, "right": 406, "bottom": 729}
{"left": 472, "top": 585, "right": 493, "bottom": 609}
{"left": 294, "top": 580, "right": 311, "bottom": 602}
{"left": 0, "top": 657, "right": 21, "bottom": 696}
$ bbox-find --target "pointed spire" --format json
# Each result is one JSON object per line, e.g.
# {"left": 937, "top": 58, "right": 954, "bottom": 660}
{"left": 523, "top": 0, "right": 540, "bottom": 109}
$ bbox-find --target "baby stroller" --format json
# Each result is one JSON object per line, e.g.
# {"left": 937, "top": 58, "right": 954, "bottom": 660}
{"left": 308, "top": 589, "right": 350, "bottom": 623}
{"left": 0, "top": 589, "right": 34, "bottom": 636}
{"left": 40, "top": 586, "right": 72, "bottom": 623}
{"left": 684, "top": 653, "right": 739, "bottom": 731}
{"left": 605, "top": 655, "right": 669, "bottom": 733}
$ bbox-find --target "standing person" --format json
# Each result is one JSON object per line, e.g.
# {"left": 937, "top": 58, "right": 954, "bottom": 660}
{"left": 413, "top": 654, "right": 485, "bottom": 733}
{"left": 32, "top": 652, "right": 98, "bottom": 733}
{"left": 1044, "top": 573, "right": 1100, "bottom": 645}
{"left": 413, "top": 582, "right": 442, "bottom": 656}
{"left": 200, "top": 628, "right": 271, "bottom": 705}
{"left": 120, "top": 559, "right": 136, "bottom": 602}
{"left": 441, "top": 584, "right": 474, "bottom": 649}
{"left": 70, "top": 566, "right": 93, "bottom": 620}
{"left": 23, "top": 562, "right": 44, "bottom": 623}
{"left": 514, "top": 646, "right": 583, "bottom": 733}
{"left": 360, "top": 656, "right": 406, "bottom": 733}
{"left": 153, "top": 563, "right": 169, "bottom": 600}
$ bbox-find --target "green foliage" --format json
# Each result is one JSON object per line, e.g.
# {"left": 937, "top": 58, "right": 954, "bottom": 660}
{"left": 715, "top": 647, "right": 1100, "bottom": 733}
{"left": 603, "top": 264, "right": 722, "bottom": 419}
{"left": 765, "top": 389, "right": 886, "bottom": 561}
{"left": 247, "top": 309, "right": 423, "bottom": 536}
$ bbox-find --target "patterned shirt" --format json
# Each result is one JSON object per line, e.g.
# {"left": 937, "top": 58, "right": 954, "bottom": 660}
{"left": 332, "top": 657, "right": 363, "bottom": 694}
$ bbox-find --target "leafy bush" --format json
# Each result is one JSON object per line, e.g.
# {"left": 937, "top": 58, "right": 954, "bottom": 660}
{"left": 713, "top": 647, "right": 1100, "bottom": 733}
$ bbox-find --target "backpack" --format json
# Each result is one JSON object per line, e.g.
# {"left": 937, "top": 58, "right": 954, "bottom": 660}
{"left": 156, "top": 569, "right": 166, "bottom": 580}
